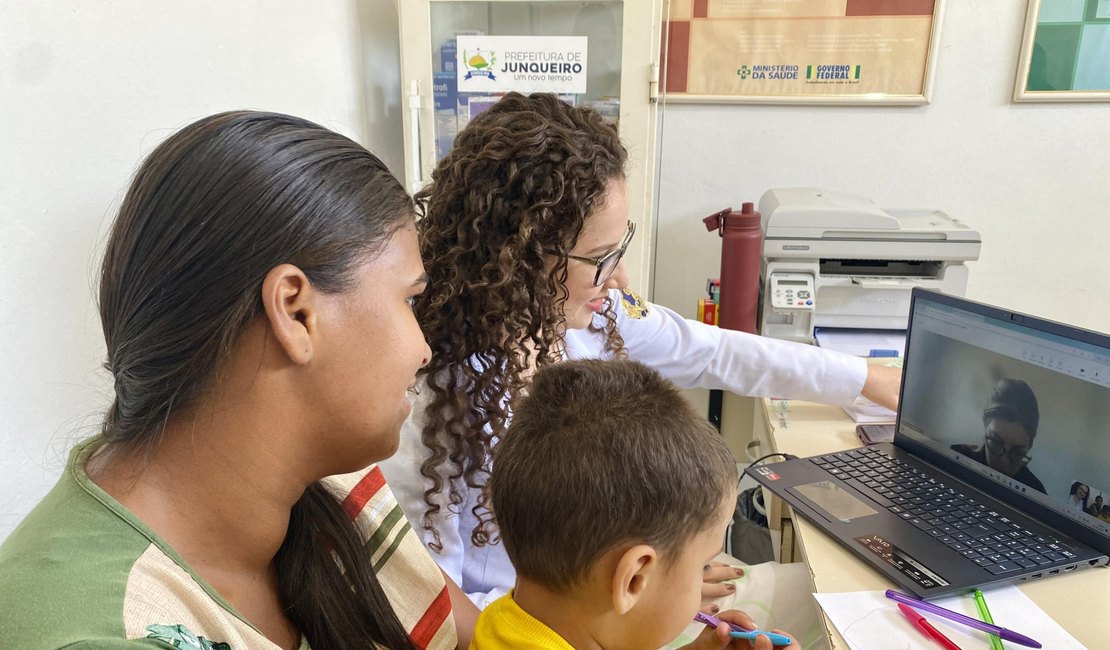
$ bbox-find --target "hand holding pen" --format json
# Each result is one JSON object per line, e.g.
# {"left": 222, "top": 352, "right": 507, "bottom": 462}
{"left": 684, "top": 610, "right": 798, "bottom": 649}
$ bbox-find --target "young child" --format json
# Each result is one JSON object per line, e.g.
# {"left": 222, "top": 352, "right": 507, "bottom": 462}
{"left": 473, "top": 359, "right": 799, "bottom": 649}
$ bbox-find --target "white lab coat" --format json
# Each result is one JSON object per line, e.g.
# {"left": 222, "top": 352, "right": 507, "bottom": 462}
{"left": 378, "top": 288, "right": 867, "bottom": 608}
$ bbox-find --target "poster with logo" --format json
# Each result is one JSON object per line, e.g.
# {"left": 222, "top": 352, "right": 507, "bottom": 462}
{"left": 662, "top": 0, "right": 944, "bottom": 104}
{"left": 1014, "top": 0, "right": 1110, "bottom": 102}
{"left": 456, "top": 35, "right": 588, "bottom": 95}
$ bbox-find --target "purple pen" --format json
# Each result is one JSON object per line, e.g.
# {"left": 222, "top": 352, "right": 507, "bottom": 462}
{"left": 693, "top": 611, "right": 793, "bottom": 646}
{"left": 884, "top": 589, "right": 1042, "bottom": 648}
{"left": 694, "top": 610, "right": 746, "bottom": 633}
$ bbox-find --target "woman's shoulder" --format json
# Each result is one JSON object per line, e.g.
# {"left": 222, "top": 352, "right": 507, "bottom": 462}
{"left": 0, "top": 475, "right": 256, "bottom": 648}
{"left": 323, "top": 465, "right": 457, "bottom": 649}
{"left": 610, "top": 287, "right": 652, "bottom": 321}
{"left": 566, "top": 288, "right": 655, "bottom": 357}
{"left": 0, "top": 447, "right": 151, "bottom": 644}
{"left": 1, "top": 441, "right": 303, "bottom": 650}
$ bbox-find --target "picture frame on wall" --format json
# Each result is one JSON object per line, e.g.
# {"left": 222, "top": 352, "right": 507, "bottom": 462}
{"left": 661, "top": 0, "right": 945, "bottom": 105}
{"left": 1014, "top": 0, "right": 1110, "bottom": 102}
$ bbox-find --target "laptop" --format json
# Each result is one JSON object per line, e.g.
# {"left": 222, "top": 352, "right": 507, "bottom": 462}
{"left": 751, "top": 288, "right": 1110, "bottom": 598}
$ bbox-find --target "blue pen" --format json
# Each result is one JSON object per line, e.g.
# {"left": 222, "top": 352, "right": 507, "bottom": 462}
{"left": 694, "top": 611, "right": 793, "bottom": 646}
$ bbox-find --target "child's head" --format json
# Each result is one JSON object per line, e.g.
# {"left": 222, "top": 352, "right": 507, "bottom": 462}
{"left": 491, "top": 359, "right": 738, "bottom": 648}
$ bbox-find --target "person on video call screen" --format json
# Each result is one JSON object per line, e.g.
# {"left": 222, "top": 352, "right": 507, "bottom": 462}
{"left": 951, "top": 378, "right": 1046, "bottom": 494}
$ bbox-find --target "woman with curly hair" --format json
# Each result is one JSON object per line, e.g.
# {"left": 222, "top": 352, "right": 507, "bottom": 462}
{"left": 379, "top": 92, "right": 901, "bottom": 609}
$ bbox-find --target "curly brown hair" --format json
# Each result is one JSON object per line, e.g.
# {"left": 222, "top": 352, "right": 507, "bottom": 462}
{"left": 412, "top": 92, "right": 628, "bottom": 550}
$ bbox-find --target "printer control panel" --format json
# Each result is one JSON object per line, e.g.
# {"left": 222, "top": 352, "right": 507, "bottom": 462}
{"left": 768, "top": 273, "right": 815, "bottom": 311}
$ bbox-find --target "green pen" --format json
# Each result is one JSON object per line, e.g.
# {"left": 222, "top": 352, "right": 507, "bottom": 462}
{"left": 972, "top": 588, "right": 1005, "bottom": 650}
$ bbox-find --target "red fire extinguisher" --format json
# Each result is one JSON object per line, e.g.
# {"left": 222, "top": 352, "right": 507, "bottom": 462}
{"left": 703, "top": 202, "right": 763, "bottom": 335}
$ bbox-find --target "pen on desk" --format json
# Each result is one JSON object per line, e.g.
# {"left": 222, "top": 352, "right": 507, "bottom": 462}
{"left": 972, "top": 589, "right": 1004, "bottom": 650}
{"left": 897, "top": 603, "right": 962, "bottom": 650}
{"left": 885, "top": 589, "right": 1041, "bottom": 648}
{"left": 693, "top": 611, "right": 793, "bottom": 646}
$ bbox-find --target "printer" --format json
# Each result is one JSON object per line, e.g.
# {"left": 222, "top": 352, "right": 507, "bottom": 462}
{"left": 758, "top": 188, "right": 981, "bottom": 344}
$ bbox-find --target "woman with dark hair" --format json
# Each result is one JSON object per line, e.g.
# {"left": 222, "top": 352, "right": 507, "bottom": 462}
{"left": 1070, "top": 482, "right": 1091, "bottom": 511}
{"left": 952, "top": 377, "right": 1046, "bottom": 494}
{"left": 378, "top": 92, "right": 902, "bottom": 609}
{"left": 0, "top": 112, "right": 471, "bottom": 649}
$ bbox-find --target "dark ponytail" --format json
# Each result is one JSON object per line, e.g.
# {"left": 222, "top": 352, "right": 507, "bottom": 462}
{"left": 98, "top": 111, "right": 418, "bottom": 650}
{"left": 278, "top": 484, "right": 417, "bottom": 650}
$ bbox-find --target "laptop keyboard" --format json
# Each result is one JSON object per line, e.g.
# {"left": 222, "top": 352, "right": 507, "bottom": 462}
{"left": 811, "top": 446, "right": 1081, "bottom": 575}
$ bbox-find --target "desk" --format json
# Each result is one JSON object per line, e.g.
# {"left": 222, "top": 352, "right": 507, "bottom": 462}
{"left": 751, "top": 397, "right": 1110, "bottom": 649}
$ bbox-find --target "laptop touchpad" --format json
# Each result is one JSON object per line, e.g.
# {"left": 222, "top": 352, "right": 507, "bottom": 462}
{"left": 790, "top": 480, "right": 877, "bottom": 523}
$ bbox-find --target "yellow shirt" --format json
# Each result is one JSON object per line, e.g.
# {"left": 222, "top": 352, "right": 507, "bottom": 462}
{"left": 470, "top": 592, "right": 576, "bottom": 649}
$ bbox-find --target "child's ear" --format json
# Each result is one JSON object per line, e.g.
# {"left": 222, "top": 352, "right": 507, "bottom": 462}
{"left": 610, "top": 544, "right": 658, "bottom": 615}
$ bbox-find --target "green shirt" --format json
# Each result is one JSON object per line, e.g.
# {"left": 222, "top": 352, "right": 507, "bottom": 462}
{"left": 0, "top": 438, "right": 457, "bottom": 649}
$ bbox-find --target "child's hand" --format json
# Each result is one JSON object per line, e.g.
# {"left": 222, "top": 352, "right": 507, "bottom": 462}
{"left": 679, "top": 609, "right": 801, "bottom": 650}
{"left": 699, "top": 561, "right": 745, "bottom": 613}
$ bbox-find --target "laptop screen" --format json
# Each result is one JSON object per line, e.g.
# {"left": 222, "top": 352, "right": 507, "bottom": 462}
{"left": 898, "top": 290, "right": 1110, "bottom": 539}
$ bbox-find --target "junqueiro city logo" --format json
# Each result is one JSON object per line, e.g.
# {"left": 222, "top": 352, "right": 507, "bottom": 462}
{"left": 736, "top": 65, "right": 799, "bottom": 80}
{"left": 462, "top": 48, "right": 498, "bottom": 81}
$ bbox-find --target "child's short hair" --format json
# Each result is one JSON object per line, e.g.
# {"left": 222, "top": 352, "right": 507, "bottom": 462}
{"left": 491, "top": 359, "right": 737, "bottom": 592}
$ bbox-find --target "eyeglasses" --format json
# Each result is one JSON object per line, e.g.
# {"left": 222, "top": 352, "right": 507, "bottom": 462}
{"left": 561, "top": 221, "right": 636, "bottom": 287}
{"left": 984, "top": 433, "right": 1031, "bottom": 464}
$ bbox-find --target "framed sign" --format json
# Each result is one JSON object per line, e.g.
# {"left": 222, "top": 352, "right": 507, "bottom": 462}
{"left": 1014, "top": 0, "right": 1110, "bottom": 102}
{"left": 661, "top": 0, "right": 945, "bottom": 105}
{"left": 456, "top": 35, "right": 588, "bottom": 95}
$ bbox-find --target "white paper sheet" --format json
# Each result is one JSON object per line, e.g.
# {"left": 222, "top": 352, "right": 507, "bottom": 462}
{"left": 815, "top": 328, "right": 906, "bottom": 358}
{"left": 841, "top": 396, "right": 897, "bottom": 424}
{"left": 813, "top": 586, "right": 1085, "bottom": 650}
{"left": 664, "top": 558, "right": 828, "bottom": 649}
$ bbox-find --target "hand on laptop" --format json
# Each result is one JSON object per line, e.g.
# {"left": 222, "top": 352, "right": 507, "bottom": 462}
{"left": 861, "top": 364, "right": 901, "bottom": 412}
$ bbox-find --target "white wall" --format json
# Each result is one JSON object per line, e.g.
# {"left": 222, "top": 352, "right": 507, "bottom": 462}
{"left": 0, "top": 0, "right": 403, "bottom": 541}
{"left": 652, "top": 2, "right": 1110, "bottom": 335}
{"left": 3, "top": 0, "right": 1109, "bottom": 543}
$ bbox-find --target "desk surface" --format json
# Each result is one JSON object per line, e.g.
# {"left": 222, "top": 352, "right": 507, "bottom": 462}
{"left": 755, "top": 397, "right": 1109, "bottom": 649}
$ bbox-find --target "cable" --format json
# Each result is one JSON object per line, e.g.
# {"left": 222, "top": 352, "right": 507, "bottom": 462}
{"left": 749, "top": 452, "right": 795, "bottom": 467}
{"left": 740, "top": 452, "right": 797, "bottom": 480}
{"left": 727, "top": 453, "right": 799, "bottom": 557}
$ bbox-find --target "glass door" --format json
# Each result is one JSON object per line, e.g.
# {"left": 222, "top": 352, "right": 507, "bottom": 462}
{"left": 398, "top": 0, "right": 664, "bottom": 294}
{"left": 432, "top": 3, "right": 622, "bottom": 162}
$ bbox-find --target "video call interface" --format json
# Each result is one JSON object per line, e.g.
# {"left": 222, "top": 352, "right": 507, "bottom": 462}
{"left": 898, "top": 298, "right": 1110, "bottom": 538}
